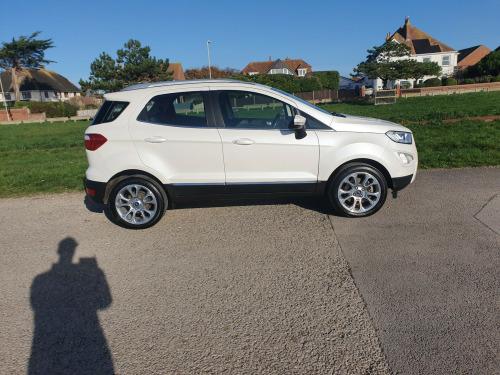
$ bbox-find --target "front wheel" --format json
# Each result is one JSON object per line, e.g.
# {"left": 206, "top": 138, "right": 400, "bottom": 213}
{"left": 109, "top": 178, "right": 167, "bottom": 229}
{"left": 328, "top": 163, "right": 387, "bottom": 217}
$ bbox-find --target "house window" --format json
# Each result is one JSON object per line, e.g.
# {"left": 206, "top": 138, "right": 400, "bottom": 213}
{"left": 249, "top": 72, "right": 258, "bottom": 76}
{"left": 2, "top": 93, "right": 11, "bottom": 100}
{"left": 22, "top": 92, "right": 32, "bottom": 100}
{"left": 55, "top": 92, "right": 60, "bottom": 98}
{"left": 298, "top": 68, "right": 307, "bottom": 77}
{"left": 269, "top": 68, "right": 293, "bottom": 75}
{"left": 423, "top": 57, "right": 431, "bottom": 63}
{"left": 442, "top": 55, "right": 450, "bottom": 66}
{"left": 64, "top": 92, "right": 69, "bottom": 98}
{"left": 44, "top": 91, "right": 49, "bottom": 98}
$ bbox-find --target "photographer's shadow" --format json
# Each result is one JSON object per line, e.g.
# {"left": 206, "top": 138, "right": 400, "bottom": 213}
{"left": 29, "top": 238, "right": 114, "bottom": 374}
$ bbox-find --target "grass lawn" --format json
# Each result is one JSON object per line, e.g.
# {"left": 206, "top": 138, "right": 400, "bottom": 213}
{"left": 0, "top": 91, "right": 499, "bottom": 198}
{"left": 319, "top": 91, "right": 500, "bottom": 124}
{"left": 0, "top": 121, "right": 89, "bottom": 198}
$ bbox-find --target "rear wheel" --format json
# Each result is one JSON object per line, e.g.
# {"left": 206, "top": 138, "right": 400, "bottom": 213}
{"left": 329, "top": 163, "right": 387, "bottom": 217}
{"left": 109, "top": 177, "right": 167, "bottom": 229}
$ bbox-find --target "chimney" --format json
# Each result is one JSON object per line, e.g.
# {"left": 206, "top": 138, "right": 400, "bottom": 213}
{"left": 269, "top": 56, "right": 272, "bottom": 62}
{"left": 386, "top": 32, "right": 391, "bottom": 41}
{"left": 405, "top": 16, "right": 410, "bottom": 25}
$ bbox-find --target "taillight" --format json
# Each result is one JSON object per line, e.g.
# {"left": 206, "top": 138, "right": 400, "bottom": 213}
{"left": 85, "top": 134, "right": 107, "bottom": 151}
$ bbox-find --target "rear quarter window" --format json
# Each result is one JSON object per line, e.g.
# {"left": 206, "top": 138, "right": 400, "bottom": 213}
{"left": 92, "top": 101, "right": 129, "bottom": 125}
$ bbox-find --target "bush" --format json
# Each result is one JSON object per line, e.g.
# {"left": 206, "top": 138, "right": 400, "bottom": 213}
{"left": 463, "top": 78, "right": 476, "bottom": 84}
{"left": 424, "top": 78, "right": 442, "bottom": 87}
{"left": 414, "top": 82, "right": 425, "bottom": 88}
{"left": 13, "top": 101, "right": 78, "bottom": 118}
{"left": 443, "top": 77, "right": 457, "bottom": 86}
{"left": 311, "top": 71, "right": 340, "bottom": 91}
{"left": 491, "top": 75, "right": 500, "bottom": 82}
{"left": 234, "top": 74, "right": 323, "bottom": 93}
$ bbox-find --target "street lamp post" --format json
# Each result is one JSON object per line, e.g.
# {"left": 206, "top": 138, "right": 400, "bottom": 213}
{"left": 207, "top": 40, "right": 212, "bottom": 79}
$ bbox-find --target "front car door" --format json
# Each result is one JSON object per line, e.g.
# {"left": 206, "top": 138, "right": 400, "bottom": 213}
{"left": 212, "top": 89, "right": 320, "bottom": 194}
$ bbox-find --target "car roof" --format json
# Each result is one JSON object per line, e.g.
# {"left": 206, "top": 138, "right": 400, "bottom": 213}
{"left": 121, "top": 79, "right": 261, "bottom": 92}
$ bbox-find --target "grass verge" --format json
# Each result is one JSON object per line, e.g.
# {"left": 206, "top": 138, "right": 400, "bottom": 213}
{"left": 1, "top": 92, "right": 500, "bottom": 199}
{"left": 0, "top": 121, "right": 89, "bottom": 198}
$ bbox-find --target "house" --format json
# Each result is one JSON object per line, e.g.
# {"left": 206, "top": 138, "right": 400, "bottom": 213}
{"left": 166, "top": 62, "right": 185, "bottom": 80}
{"left": 367, "top": 17, "right": 459, "bottom": 89}
{"left": 339, "top": 76, "right": 363, "bottom": 90}
{"left": 0, "top": 68, "right": 80, "bottom": 103}
{"left": 457, "top": 45, "right": 491, "bottom": 71}
{"left": 242, "top": 57, "right": 312, "bottom": 77}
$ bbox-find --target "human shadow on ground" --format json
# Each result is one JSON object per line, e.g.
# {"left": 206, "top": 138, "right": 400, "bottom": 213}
{"left": 28, "top": 237, "right": 114, "bottom": 375}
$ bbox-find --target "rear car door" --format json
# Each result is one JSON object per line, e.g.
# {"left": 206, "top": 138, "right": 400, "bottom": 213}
{"left": 128, "top": 88, "right": 225, "bottom": 196}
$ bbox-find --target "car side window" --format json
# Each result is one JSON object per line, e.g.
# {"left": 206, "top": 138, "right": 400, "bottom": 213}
{"left": 218, "top": 91, "right": 294, "bottom": 130}
{"left": 301, "top": 112, "right": 331, "bottom": 130}
{"left": 137, "top": 92, "right": 207, "bottom": 127}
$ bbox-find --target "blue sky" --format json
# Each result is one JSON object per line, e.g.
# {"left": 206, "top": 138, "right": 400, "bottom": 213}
{"left": 1, "top": 0, "right": 499, "bottom": 86}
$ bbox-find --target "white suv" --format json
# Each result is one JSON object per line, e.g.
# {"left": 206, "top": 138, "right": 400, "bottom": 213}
{"left": 84, "top": 80, "right": 417, "bottom": 229}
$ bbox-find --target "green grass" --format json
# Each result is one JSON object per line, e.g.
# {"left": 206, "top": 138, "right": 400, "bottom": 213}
{"left": 0, "top": 91, "right": 499, "bottom": 198}
{"left": 0, "top": 121, "right": 90, "bottom": 198}
{"left": 408, "top": 120, "right": 500, "bottom": 168}
{"left": 318, "top": 91, "right": 500, "bottom": 124}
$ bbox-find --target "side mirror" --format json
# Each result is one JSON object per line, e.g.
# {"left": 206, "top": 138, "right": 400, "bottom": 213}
{"left": 291, "top": 114, "right": 306, "bottom": 130}
{"left": 292, "top": 114, "right": 307, "bottom": 139}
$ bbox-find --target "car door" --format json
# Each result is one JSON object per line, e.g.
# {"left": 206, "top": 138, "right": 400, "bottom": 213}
{"left": 213, "top": 89, "right": 319, "bottom": 194}
{"left": 128, "top": 89, "right": 225, "bottom": 196}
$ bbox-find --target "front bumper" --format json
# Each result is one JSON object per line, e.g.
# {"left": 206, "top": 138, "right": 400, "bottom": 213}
{"left": 392, "top": 174, "right": 413, "bottom": 191}
{"left": 84, "top": 178, "right": 107, "bottom": 204}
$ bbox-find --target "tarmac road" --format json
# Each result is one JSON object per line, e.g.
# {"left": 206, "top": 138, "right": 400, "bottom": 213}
{"left": 333, "top": 167, "right": 500, "bottom": 374}
{"left": 0, "top": 167, "right": 498, "bottom": 374}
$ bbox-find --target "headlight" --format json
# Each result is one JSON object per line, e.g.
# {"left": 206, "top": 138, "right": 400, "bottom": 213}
{"left": 386, "top": 131, "right": 413, "bottom": 144}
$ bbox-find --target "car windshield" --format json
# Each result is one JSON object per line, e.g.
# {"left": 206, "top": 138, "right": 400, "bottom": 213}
{"left": 271, "top": 88, "right": 332, "bottom": 116}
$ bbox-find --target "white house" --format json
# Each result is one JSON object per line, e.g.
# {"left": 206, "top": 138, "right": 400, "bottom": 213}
{"left": 366, "top": 18, "right": 459, "bottom": 90}
{"left": 0, "top": 68, "right": 80, "bottom": 103}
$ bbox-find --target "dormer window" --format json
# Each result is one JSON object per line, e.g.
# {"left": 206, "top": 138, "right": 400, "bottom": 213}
{"left": 298, "top": 68, "right": 307, "bottom": 77}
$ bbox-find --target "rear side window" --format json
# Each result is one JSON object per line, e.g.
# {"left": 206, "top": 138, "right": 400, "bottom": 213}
{"left": 92, "top": 101, "right": 129, "bottom": 125}
{"left": 137, "top": 92, "right": 207, "bottom": 127}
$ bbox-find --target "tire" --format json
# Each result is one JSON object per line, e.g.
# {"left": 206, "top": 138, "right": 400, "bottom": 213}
{"left": 109, "top": 177, "right": 167, "bottom": 229}
{"left": 328, "top": 163, "right": 387, "bottom": 217}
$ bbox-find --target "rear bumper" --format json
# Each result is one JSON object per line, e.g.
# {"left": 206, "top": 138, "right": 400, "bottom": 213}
{"left": 392, "top": 174, "right": 413, "bottom": 192}
{"left": 84, "top": 178, "right": 107, "bottom": 204}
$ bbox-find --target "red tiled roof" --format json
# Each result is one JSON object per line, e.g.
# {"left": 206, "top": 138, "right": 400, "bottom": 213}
{"left": 388, "top": 18, "right": 456, "bottom": 55}
{"left": 458, "top": 45, "right": 491, "bottom": 68}
{"left": 242, "top": 58, "right": 312, "bottom": 75}
{"left": 167, "top": 62, "right": 185, "bottom": 80}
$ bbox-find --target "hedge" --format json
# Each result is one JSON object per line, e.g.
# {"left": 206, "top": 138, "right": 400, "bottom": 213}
{"left": 13, "top": 101, "right": 79, "bottom": 118}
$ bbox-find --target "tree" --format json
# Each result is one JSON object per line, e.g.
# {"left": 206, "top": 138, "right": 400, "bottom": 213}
{"left": 184, "top": 66, "right": 240, "bottom": 80}
{"left": 79, "top": 39, "right": 172, "bottom": 94}
{"left": 353, "top": 42, "right": 441, "bottom": 89}
{"left": 0, "top": 31, "right": 54, "bottom": 102}
{"left": 465, "top": 51, "right": 500, "bottom": 78}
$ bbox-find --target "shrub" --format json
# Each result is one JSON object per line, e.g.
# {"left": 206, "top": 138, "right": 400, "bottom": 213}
{"left": 463, "top": 78, "right": 476, "bottom": 84}
{"left": 443, "top": 77, "right": 457, "bottom": 86}
{"left": 13, "top": 101, "right": 78, "bottom": 118}
{"left": 423, "top": 78, "right": 442, "bottom": 87}
{"left": 491, "top": 75, "right": 500, "bottom": 82}
{"left": 312, "top": 71, "right": 340, "bottom": 91}
{"left": 414, "top": 82, "right": 425, "bottom": 88}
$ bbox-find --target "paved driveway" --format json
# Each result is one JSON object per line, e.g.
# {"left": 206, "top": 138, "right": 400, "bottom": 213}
{"left": 332, "top": 167, "right": 500, "bottom": 374}
{"left": 0, "top": 167, "right": 498, "bottom": 374}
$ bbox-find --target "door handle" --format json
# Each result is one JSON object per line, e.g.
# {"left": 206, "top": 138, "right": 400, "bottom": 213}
{"left": 232, "top": 138, "right": 255, "bottom": 146}
{"left": 144, "top": 136, "right": 167, "bottom": 143}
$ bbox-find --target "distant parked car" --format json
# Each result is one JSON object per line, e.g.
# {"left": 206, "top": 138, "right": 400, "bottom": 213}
{"left": 84, "top": 80, "right": 418, "bottom": 229}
